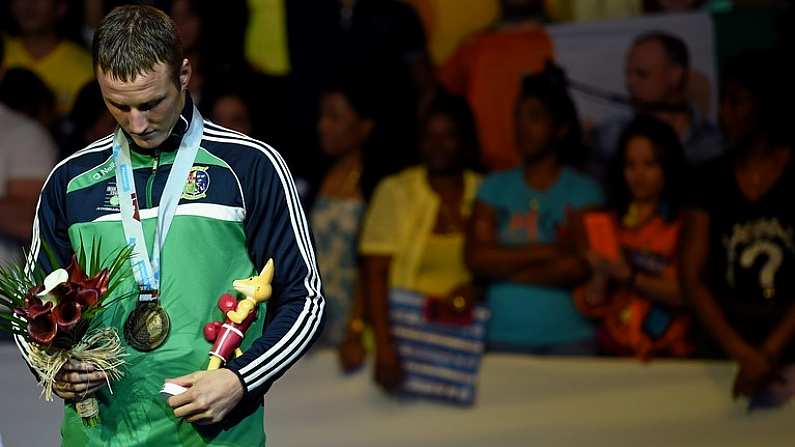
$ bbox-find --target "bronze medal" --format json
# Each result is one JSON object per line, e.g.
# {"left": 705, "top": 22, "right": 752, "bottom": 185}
{"left": 124, "top": 301, "right": 171, "bottom": 352}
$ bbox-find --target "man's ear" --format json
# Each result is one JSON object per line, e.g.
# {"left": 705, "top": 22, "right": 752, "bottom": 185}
{"left": 179, "top": 58, "right": 192, "bottom": 92}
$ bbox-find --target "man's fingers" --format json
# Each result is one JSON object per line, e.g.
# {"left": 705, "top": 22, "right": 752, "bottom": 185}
{"left": 186, "top": 411, "right": 213, "bottom": 424}
{"left": 167, "top": 388, "right": 197, "bottom": 409}
{"left": 167, "top": 372, "right": 200, "bottom": 387}
{"left": 56, "top": 371, "right": 107, "bottom": 384}
{"left": 61, "top": 360, "right": 96, "bottom": 372}
{"left": 70, "top": 378, "right": 107, "bottom": 393}
{"left": 81, "top": 383, "right": 106, "bottom": 396}
{"left": 172, "top": 399, "right": 205, "bottom": 418}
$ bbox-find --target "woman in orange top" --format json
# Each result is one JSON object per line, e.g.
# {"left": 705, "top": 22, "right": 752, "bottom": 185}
{"left": 575, "top": 116, "right": 693, "bottom": 359}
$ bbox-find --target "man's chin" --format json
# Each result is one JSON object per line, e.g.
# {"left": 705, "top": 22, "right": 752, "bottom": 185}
{"left": 131, "top": 134, "right": 165, "bottom": 149}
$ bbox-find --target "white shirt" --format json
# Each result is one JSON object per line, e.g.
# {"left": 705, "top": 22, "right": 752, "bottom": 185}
{"left": 0, "top": 102, "right": 57, "bottom": 264}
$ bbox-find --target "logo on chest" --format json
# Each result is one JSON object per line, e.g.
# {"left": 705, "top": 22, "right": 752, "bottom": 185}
{"left": 96, "top": 182, "right": 120, "bottom": 213}
{"left": 182, "top": 166, "right": 210, "bottom": 200}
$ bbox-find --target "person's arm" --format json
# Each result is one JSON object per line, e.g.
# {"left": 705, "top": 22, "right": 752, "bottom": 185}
{"left": 680, "top": 209, "right": 773, "bottom": 394}
{"left": 465, "top": 200, "right": 564, "bottom": 280}
{"left": 362, "top": 255, "right": 391, "bottom": 350}
{"left": 354, "top": 177, "right": 404, "bottom": 390}
{"left": 587, "top": 251, "right": 683, "bottom": 307}
{"left": 167, "top": 142, "right": 323, "bottom": 425}
{"left": 761, "top": 301, "right": 795, "bottom": 362}
{"left": 14, "top": 165, "right": 74, "bottom": 384}
{"left": 680, "top": 210, "right": 750, "bottom": 358}
{"left": 337, "top": 274, "right": 368, "bottom": 372}
{"left": 508, "top": 256, "right": 590, "bottom": 287}
{"left": 222, "top": 150, "right": 325, "bottom": 399}
{"left": 361, "top": 255, "right": 403, "bottom": 390}
{"left": 0, "top": 179, "right": 45, "bottom": 240}
{"left": 633, "top": 273, "right": 683, "bottom": 307}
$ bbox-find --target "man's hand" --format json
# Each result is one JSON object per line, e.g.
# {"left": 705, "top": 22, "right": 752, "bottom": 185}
{"left": 166, "top": 369, "right": 245, "bottom": 425}
{"left": 53, "top": 359, "right": 108, "bottom": 400}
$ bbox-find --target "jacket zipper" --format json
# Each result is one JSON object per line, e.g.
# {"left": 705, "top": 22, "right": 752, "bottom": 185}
{"left": 145, "top": 150, "right": 160, "bottom": 208}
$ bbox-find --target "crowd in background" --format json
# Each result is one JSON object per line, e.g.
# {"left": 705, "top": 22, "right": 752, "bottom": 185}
{"left": 1, "top": 0, "right": 795, "bottom": 403}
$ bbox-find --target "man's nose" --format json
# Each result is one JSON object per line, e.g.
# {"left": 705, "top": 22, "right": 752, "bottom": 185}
{"left": 128, "top": 109, "right": 149, "bottom": 134}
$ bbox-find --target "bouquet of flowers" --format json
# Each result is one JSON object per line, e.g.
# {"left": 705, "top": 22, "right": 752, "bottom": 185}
{"left": 0, "top": 241, "right": 135, "bottom": 427}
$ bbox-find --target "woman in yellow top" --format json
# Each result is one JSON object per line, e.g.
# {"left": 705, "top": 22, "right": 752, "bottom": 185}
{"left": 339, "top": 93, "right": 482, "bottom": 390}
{"left": 4, "top": 1, "right": 93, "bottom": 115}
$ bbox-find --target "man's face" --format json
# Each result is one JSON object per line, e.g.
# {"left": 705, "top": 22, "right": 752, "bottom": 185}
{"left": 625, "top": 40, "right": 682, "bottom": 106}
{"left": 11, "top": 0, "right": 61, "bottom": 36}
{"left": 97, "top": 61, "right": 190, "bottom": 149}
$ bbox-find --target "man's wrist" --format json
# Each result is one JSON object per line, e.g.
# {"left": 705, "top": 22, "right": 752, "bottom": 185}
{"left": 222, "top": 366, "right": 248, "bottom": 398}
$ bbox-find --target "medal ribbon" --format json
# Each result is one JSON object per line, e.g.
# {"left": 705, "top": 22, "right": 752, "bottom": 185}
{"left": 113, "top": 105, "right": 204, "bottom": 302}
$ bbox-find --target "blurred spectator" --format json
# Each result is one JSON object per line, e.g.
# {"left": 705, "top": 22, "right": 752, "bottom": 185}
{"left": 465, "top": 65, "right": 602, "bottom": 355}
{"left": 169, "top": 0, "right": 207, "bottom": 104}
{"left": 198, "top": 72, "right": 291, "bottom": 165}
{"left": 407, "top": 0, "right": 499, "bottom": 65}
{"left": 644, "top": 0, "right": 707, "bottom": 12}
{"left": 3, "top": 0, "right": 93, "bottom": 115}
{"left": 63, "top": 80, "right": 115, "bottom": 158}
{"left": 311, "top": 82, "right": 376, "bottom": 349}
{"left": 0, "top": 38, "right": 58, "bottom": 265}
{"left": 0, "top": 67, "right": 56, "bottom": 132}
{"left": 356, "top": 93, "right": 481, "bottom": 389}
{"left": 575, "top": 116, "right": 693, "bottom": 359}
{"left": 546, "top": 0, "right": 642, "bottom": 21}
{"left": 591, "top": 31, "right": 722, "bottom": 180}
{"left": 245, "top": 0, "right": 290, "bottom": 76}
{"left": 439, "top": 0, "right": 554, "bottom": 171}
{"left": 205, "top": 90, "right": 253, "bottom": 136}
{"left": 285, "top": 0, "right": 431, "bottom": 196}
{"left": 681, "top": 50, "right": 795, "bottom": 401}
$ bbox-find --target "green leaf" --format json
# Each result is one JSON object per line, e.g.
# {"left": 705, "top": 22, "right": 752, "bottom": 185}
{"left": 0, "top": 263, "right": 35, "bottom": 306}
{"left": 96, "top": 290, "right": 137, "bottom": 311}
{"left": 78, "top": 233, "right": 87, "bottom": 275}
{"left": 0, "top": 326, "right": 30, "bottom": 339}
{"left": 0, "top": 312, "right": 27, "bottom": 325}
{"left": 90, "top": 236, "right": 101, "bottom": 277}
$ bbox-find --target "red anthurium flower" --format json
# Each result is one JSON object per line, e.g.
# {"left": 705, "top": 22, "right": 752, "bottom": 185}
{"left": 27, "top": 304, "right": 57, "bottom": 345}
{"left": 24, "top": 286, "right": 45, "bottom": 309}
{"left": 75, "top": 288, "right": 100, "bottom": 308}
{"left": 82, "top": 269, "right": 110, "bottom": 298}
{"left": 65, "top": 255, "right": 86, "bottom": 284}
{"left": 53, "top": 300, "right": 82, "bottom": 331}
{"left": 59, "top": 282, "right": 83, "bottom": 305}
{"left": 26, "top": 302, "right": 53, "bottom": 319}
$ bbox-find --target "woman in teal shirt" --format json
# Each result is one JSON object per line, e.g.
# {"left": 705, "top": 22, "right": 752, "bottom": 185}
{"left": 466, "top": 65, "right": 603, "bottom": 354}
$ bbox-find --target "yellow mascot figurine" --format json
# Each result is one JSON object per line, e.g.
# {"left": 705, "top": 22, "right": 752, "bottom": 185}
{"left": 204, "top": 259, "right": 275, "bottom": 370}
